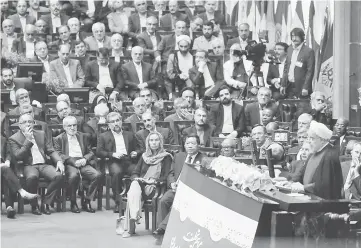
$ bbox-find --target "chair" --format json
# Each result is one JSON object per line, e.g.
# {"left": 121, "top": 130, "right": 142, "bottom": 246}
{"left": 3, "top": 104, "right": 17, "bottom": 113}
{"left": 123, "top": 101, "right": 134, "bottom": 112}
{"left": 43, "top": 103, "right": 89, "bottom": 116}
{"left": 174, "top": 120, "right": 194, "bottom": 146}
{"left": 234, "top": 150, "right": 255, "bottom": 165}
{"left": 278, "top": 99, "right": 311, "bottom": 123}
{"left": 346, "top": 127, "right": 361, "bottom": 137}
{"left": 4, "top": 115, "right": 20, "bottom": 137}
{"left": 135, "top": 121, "right": 171, "bottom": 132}
{"left": 45, "top": 114, "right": 58, "bottom": 123}
{"left": 210, "top": 137, "right": 242, "bottom": 149}
{"left": 163, "top": 144, "right": 182, "bottom": 156}
{"left": 164, "top": 111, "right": 173, "bottom": 117}
{"left": 122, "top": 112, "right": 134, "bottom": 120}
{"left": 272, "top": 130, "right": 290, "bottom": 146}
{"left": 277, "top": 122, "right": 293, "bottom": 132}
{"left": 163, "top": 101, "right": 174, "bottom": 112}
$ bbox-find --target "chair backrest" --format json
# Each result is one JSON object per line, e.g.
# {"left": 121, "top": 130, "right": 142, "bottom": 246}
{"left": 234, "top": 150, "right": 255, "bottom": 165}
{"left": 43, "top": 103, "right": 89, "bottom": 115}
{"left": 272, "top": 130, "right": 290, "bottom": 146}
{"left": 84, "top": 113, "right": 96, "bottom": 123}
{"left": 165, "top": 111, "right": 173, "bottom": 117}
{"left": 265, "top": 148, "right": 275, "bottom": 178}
{"left": 122, "top": 112, "right": 134, "bottom": 120}
{"left": 48, "top": 124, "right": 65, "bottom": 139}
{"left": 277, "top": 122, "right": 293, "bottom": 132}
{"left": 123, "top": 101, "right": 134, "bottom": 112}
{"left": 135, "top": 121, "right": 171, "bottom": 132}
{"left": 5, "top": 115, "right": 20, "bottom": 137}
{"left": 278, "top": 99, "right": 311, "bottom": 123}
{"left": 346, "top": 127, "right": 361, "bottom": 137}
{"left": 163, "top": 101, "right": 174, "bottom": 112}
{"left": 97, "top": 123, "right": 110, "bottom": 134}
{"left": 199, "top": 147, "right": 219, "bottom": 157}
{"left": 210, "top": 137, "right": 242, "bottom": 150}
{"left": 4, "top": 104, "right": 17, "bottom": 113}
{"left": 45, "top": 114, "right": 58, "bottom": 122}
{"left": 163, "top": 144, "right": 182, "bottom": 154}
{"left": 122, "top": 122, "right": 133, "bottom": 132}
{"left": 285, "top": 152, "right": 298, "bottom": 163}
{"left": 173, "top": 120, "right": 195, "bottom": 145}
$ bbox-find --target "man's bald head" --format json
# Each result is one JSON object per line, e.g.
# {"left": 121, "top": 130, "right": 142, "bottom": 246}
{"left": 221, "top": 138, "right": 237, "bottom": 157}
{"left": 2, "top": 19, "right": 14, "bottom": 35}
{"left": 298, "top": 113, "right": 312, "bottom": 130}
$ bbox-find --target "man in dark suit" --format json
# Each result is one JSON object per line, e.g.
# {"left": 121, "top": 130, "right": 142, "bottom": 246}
{"left": 183, "top": 0, "right": 205, "bottom": 20}
{"left": 85, "top": 47, "right": 122, "bottom": 94}
{"left": 153, "top": 133, "right": 205, "bottom": 241}
{"left": 244, "top": 87, "right": 280, "bottom": 131}
{"left": 1, "top": 68, "right": 25, "bottom": 104}
{"left": 189, "top": 50, "right": 224, "bottom": 99}
{"left": 281, "top": 28, "right": 315, "bottom": 98}
{"left": 73, "top": 40, "right": 90, "bottom": 72}
{"left": 119, "top": 46, "right": 157, "bottom": 99}
{"left": 266, "top": 42, "right": 288, "bottom": 101}
{"left": 8, "top": 0, "right": 36, "bottom": 33}
{"left": 8, "top": 114, "right": 65, "bottom": 215}
{"left": 135, "top": 112, "right": 174, "bottom": 153}
{"left": 139, "top": 88, "right": 165, "bottom": 120}
{"left": 8, "top": 89, "right": 44, "bottom": 121}
{"left": 128, "top": 0, "right": 156, "bottom": 39}
{"left": 209, "top": 86, "right": 246, "bottom": 138}
{"left": 48, "top": 25, "right": 76, "bottom": 51}
{"left": 67, "top": 17, "right": 87, "bottom": 41}
{"left": 40, "top": 1, "right": 70, "bottom": 34}
{"left": 96, "top": 112, "right": 138, "bottom": 212}
{"left": 183, "top": 108, "right": 215, "bottom": 147}
{"left": 137, "top": 16, "right": 162, "bottom": 59}
{"left": 11, "top": 24, "right": 37, "bottom": 58}
{"left": 1, "top": 135, "right": 38, "bottom": 218}
{"left": 197, "top": 0, "right": 226, "bottom": 26}
{"left": 30, "top": 41, "right": 57, "bottom": 74}
{"left": 1, "top": 19, "right": 17, "bottom": 54}
{"left": 332, "top": 118, "right": 349, "bottom": 155}
{"left": 160, "top": 1, "right": 188, "bottom": 30}
{"left": 226, "top": 23, "right": 251, "bottom": 50}
{"left": 53, "top": 116, "right": 101, "bottom": 213}
{"left": 1, "top": 1, "right": 16, "bottom": 24}
{"left": 84, "top": 22, "right": 112, "bottom": 50}
{"left": 124, "top": 97, "right": 147, "bottom": 132}
{"left": 164, "top": 97, "right": 194, "bottom": 135}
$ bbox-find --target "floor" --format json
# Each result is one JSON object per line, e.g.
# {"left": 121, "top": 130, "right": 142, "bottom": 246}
{"left": 1, "top": 200, "right": 160, "bottom": 248}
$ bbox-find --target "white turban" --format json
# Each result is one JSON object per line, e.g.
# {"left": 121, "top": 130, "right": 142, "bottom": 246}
{"left": 309, "top": 121, "right": 333, "bottom": 140}
{"left": 177, "top": 35, "right": 191, "bottom": 44}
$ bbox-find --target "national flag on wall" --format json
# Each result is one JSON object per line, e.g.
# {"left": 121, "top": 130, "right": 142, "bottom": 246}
{"left": 266, "top": 0, "right": 276, "bottom": 46}
{"left": 225, "top": 0, "right": 238, "bottom": 25}
{"left": 291, "top": 0, "right": 304, "bottom": 29}
{"left": 274, "top": 0, "right": 290, "bottom": 43}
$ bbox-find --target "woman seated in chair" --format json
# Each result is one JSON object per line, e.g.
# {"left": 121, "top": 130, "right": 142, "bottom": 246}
{"left": 121, "top": 131, "right": 173, "bottom": 238}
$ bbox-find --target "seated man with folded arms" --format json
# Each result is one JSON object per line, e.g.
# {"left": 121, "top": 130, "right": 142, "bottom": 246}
{"left": 154, "top": 134, "right": 205, "bottom": 243}
{"left": 139, "top": 88, "right": 165, "bottom": 120}
{"left": 209, "top": 86, "right": 246, "bottom": 139}
{"left": 53, "top": 116, "right": 101, "bottom": 213}
{"left": 9, "top": 89, "right": 44, "bottom": 121}
{"left": 85, "top": 47, "right": 122, "bottom": 95}
{"left": 49, "top": 43, "right": 85, "bottom": 88}
{"left": 135, "top": 112, "right": 174, "bottom": 153}
{"left": 8, "top": 114, "right": 65, "bottom": 215}
{"left": 1, "top": 135, "right": 38, "bottom": 219}
{"left": 124, "top": 97, "right": 147, "bottom": 132}
{"left": 164, "top": 97, "right": 194, "bottom": 134}
{"left": 182, "top": 108, "right": 215, "bottom": 147}
{"left": 96, "top": 112, "right": 138, "bottom": 212}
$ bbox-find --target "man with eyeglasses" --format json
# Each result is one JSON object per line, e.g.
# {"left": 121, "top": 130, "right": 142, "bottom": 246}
{"left": 85, "top": 47, "right": 122, "bottom": 95}
{"left": 137, "top": 16, "right": 162, "bottom": 60}
{"left": 128, "top": 0, "right": 156, "bottom": 39}
{"left": 30, "top": 41, "right": 56, "bottom": 74}
{"left": 139, "top": 88, "right": 165, "bottom": 120}
{"left": 332, "top": 118, "right": 350, "bottom": 155}
{"left": 124, "top": 97, "right": 147, "bottom": 132}
{"left": 96, "top": 112, "right": 139, "bottom": 212}
{"left": 53, "top": 116, "right": 101, "bottom": 213}
{"left": 8, "top": 89, "right": 44, "bottom": 121}
{"left": 11, "top": 24, "right": 37, "bottom": 58}
{"left": 84, "top": 22, "right": 112, "bottom": 51}
{"left": 40, "top": 0, "right": 70, "bottom": 34}
{"left": 11, "top": 104, "right": 48, "bottom": 134}
{"left": 297, "top": 113, "right": 312, "bottom": 131}
{"left": 1, "top": 19, "right": 17, "bottom": 54}
{"left": 8, "top": 114, "right": 65, "bottom": 215}
{"left": 164, "top": 97, "right": 194, "bottom": 135}
{"left": 8, "top": 0, "right": 36, "bottom": 33}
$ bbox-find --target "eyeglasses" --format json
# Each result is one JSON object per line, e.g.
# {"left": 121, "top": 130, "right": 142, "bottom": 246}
{"left": 108, "top": 118, "right": 121, "bottom": 124}
{"left": 66, "top": 124, "right": 77, "bottom": 128}
{"left": 18, "top": 95, "right": 29, "bottom": 101}
{"left": 19, "top": 120, "right": 34, "bottom": 125}
{"left": 26, "top": 33, "right": 34, "bottom": 36}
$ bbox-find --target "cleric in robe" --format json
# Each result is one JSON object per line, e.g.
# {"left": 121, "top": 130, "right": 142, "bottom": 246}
{"left": 292, "top": 121, "right": 343, "bottom": 199}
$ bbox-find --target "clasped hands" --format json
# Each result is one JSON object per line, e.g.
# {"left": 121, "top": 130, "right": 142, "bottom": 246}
{"left": 133, "top": 177, "right": 156, "bottom": 184}
{"left": 113, "top": 151, "right": 138, "bottom": 159}
{"left": 179, "top": 73, "right": 189, "bottom": 80}
{"left": 74, "top": 158, "right": 86, "bottom": 168}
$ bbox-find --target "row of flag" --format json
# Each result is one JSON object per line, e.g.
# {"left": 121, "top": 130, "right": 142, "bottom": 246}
{"left": 223, "top": 0, "right": 334, "bottom": 98}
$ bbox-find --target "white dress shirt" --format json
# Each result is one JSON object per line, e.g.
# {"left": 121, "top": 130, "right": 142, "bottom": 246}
{"left": 24, "top": 134, "right": 45, "bottom": 165}
{"left": 288, "top": 43, "right": 303, "bottom": 83}
{"left": 139, "top": 14, "right": 147, "bottom": 29}
{"left": 19, "top": 14, "right": 27, "bottom": 31}
{"left": 133, "top": 61, "right": 143, "bottom": 84}
{"left": 68, "top": 135, "right": 83, "bottom": 158}
{"left": 185, "top": 152, "right": 199, "bottom": 164}
{"left": 239, "top": 38, "right": 248, "bottom": 50}
{"left": 38, "top": 56, "right": 50, "bottom": 73}
{"left": 188, "top": 7, "right": 195, "bottom": 16}
{"left": 148, "top": 32, "right": 157, "bottom": 51}
{"left": 111, "top": 130, "right": 127, "bottom": 155}
{"left": 61, "top": 61, "right": 74, "bottom": 87}
{"left": 51, "top": 13, "right": 61, "bottom": 33}
{"left": 98, "top": 63, "right": 114, "bottom": 89}
{"left": 87, "top": 0, "right": 96, "bottom": 13}
{"left": 25, "top": 41, "right": 35, "bottom": 58}
{"left": 222, "top": 104, "right": 234, "bottom": 133}
{"left": 339, "top": 135, "right": 345, "bottom": 147}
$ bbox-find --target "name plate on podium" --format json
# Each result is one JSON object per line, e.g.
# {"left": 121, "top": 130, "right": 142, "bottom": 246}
{"left": 162, "top": 164, "right": 268, "bottom": 248}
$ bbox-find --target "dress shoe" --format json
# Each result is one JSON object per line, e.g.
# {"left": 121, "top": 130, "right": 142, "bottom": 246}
{"left": 42, "top": 204, "right": 51, "bottom": 215}
{"left": 71, "top": 203, "right": 80, "bottom": 213}
{"left": 6, "top": 206, "right": 16, "bottom": 219}
{"left": 113, "top": 204, "right": 119, "bottom": 213}
{"left": 152, "top": 227, "right": 165, "bottom": 237}
{"left": 82, "top": 200, "right": 95, "bottom": 213}
{"left": 32, "top": 206, "right": 42, "bottom": 215}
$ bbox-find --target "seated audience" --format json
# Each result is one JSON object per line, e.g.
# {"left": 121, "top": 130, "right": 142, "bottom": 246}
{"left": 28, "top": 0, "right": 49, "bottom": 20}
{"left": 125, "top": 97, "right": 147, "bottom": 132}
{"left": 90, "top": 95, "right": 107, "bottom": 113}
{"left": 332, "top": 117, "right": 349, "bottom": 155}
{"left": 309, "top": 91, "right": 331, "bottom": 126}
{"left": 167, "top": 35, "right": 194, "bottom": 94}
{"left": 139, "top": 88, "right": 165, "bottom": 120}
{"left": 210, "top": 37, "right": 226, "bottom": 56}
{"left": 96, "top": 112, "right": 139, "bottom": 212}
{"left": 85, "top": 48, "right": 122, "bottom": 94}
{"left": 128, "top": 0, "right": 156, "bottom": 39}
{"left": 110, "top": 33, "right": 125, "bottom": 62}
{"left": 154, "top": 134, "right": 204, "bottom": 243}
{"left": 40, "top": 0, "right": 69, "bottom": 34}
{"left": 297, "top": 113, "right": 312, "bottom": 130}
{"left": 67, "top": 17, "right": 86, "bottom": 41}
{"left": 192, "top": 21, "right": 219, "bottom": 51}
{"left": 122, "top": 131, "right": 173, "bottom": 238}
{"left": 1, "top": 68, "right": 24, "bottom": 105}
{"left": 1, "top": 19, "right": 17, "bottom": 54}
{"left": 135, "top": 112, "right": 174, "bottom": 153}
{"left": 84, "top": 22, "right": 111, "bottom": 51}
{"left": 223, "top": 43, "right": 248, "bottom": 99}
{"left": 164, "top": 98, "right": 194, "bottom": 134}
{"left": 226, "top": 23, "right": 251, "bottom": 50}
{"left": 266, "top": 121, "right": 279, "bottom": 135}
{"left": 189, "top": 49, "right": 224, "bottom": 99}
{"left": 292, "top": 121, "right": 343, "bottom": 200}
{"left": 220, "top": 138, "right": 237, "bottom": 157}
{"left": 56, "top": 93, "right": 82, "bottom": 116}
{"left": 49, "top": 43, "right": 85, "bottom": 88}
{"left": 108, "top": 92, "right": 123, "bottom": 113}
{"left": 251, "top": 125, "right": 272, "bottom": 152}
{"left": 48, "top": 25, "right": 75, "bottom": 51}
{"left": 137, "top": 16, "right": 161, "bottom": 60}
{"left": 8, "top": 114, "right": 65, "bottom": 215}
{"left": 73, "top": 40, "right": 90, "bottom": 72}
{"left": 12, "top": 24, "right": 37, "bottom": 58}
{"left": 288, "top": 128, "right": 308, "bottom": 156}
{"left": 197, "top": 0, "right": 226, "bottom": 26}
{"left": 12, "top": 104, "right": 48, "bottom": 133}
{"left": 1, "top": 135, "right": 38, "bottom": 219}
{"left": 160, "top": 1, "right": 187, "bottom": 30}
{"left": 30, "top": 41, "right": 56, "bottom": 73}
{"left": 54, "top": 116, "right": 101, "bottom": 213}
{"left": 182, "top": 108, "right": 215, "bottom": 147}
{"left": 120, "top": 46, "right": 157, "bottom": 99}
{"left": 343, "top": 142, "right": 361, "bottom": 200}
{"left": 245, "top": 87, "right": 280, "bottom": 131}
{"left": 181, "top": 87, "right": 197, "bottom": 110}
{"left": 9, "top": 89, "right": 44, "bottom": 121}
{"left": 107, "top": 0, "right": 129, "bottom": 34}
{"left": 184, "top": 0, "right": 205, "bottom": 20}
{"left": 209, "top": 86, "right": 246, "bottom": 138}
{"left": 8, "top": 0, "right": 36, "bottom": 33}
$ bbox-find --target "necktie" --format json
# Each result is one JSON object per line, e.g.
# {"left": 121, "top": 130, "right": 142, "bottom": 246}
{"left": 187, "top": 155, "right": 192, "bottom": 164}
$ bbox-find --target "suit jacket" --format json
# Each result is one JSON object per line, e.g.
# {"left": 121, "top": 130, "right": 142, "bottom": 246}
{"left": 244, "top": 101, "right": 280, "bottom": 131}
{"left": 135, "top": 127, "right": 174, "bottom": 153}
{"left": 40, "top": 13, "right": 70, "bottom": 33}
{"left": 183, "top": 6, "right": 205, "bottom": 20}
{"left": 332, "top": 135, "right": 348, "bottom": 155}
{"left": 49, "top": 115, "right": 95, "bottom": 141}
{"left": 1, "top": 136, "right": 11, "bottom": 162}
{"left": 1, "top": 80, "right": 25, "bottom": 91}
{"left": 137, "top": 31, "right": 162, "bottom": 58}
{"left": 209, "top": 102, "right": 246, "bottom": 137}
{"left": 96, "top": 130, "right": 137, "bottom": 158}
{"left": 281, "top": 44, "right": 315, "bottom": 96}
{"left": 119, "top": 61, "right": 157, "bottom": 91}
{"left": 197, "top": 11, "right": 226, "bottom": 26}
{"left": 29, "top": 54, "right": 57, "bottom": 72}
{"left": 71, "top": 1, "right": 111, "bottom": 22}
{"left": 49, "top": 58, "right": 85, "bottom": 87}
{"left": 128, "top": 11, "right": 156, "bottom": 38}
{"left": 84, "top": 36, "right": 112, "bottom": 51}
{"left": 8, "top": 129, "right": 61, "bottom": 166}
{"left": 8, "top": 14, "right": 36, "bottom": 32}
{"left": 85, "top": 60, "right": 122, "bottom": 89}
{"left": 226, "top": 37, "right": 250, "bottom": 50}
{"left": 266, "top": 63, "right": 281, "bottom": 86}
{"left": 11, "top": 38, "right": 36, "bottom": 56}
{"left": 27, "top": 6, "right": 50, "bottom": 19}
{"left": 341, "top": 160, "right": 361, "bottom": 200}
{"left": 8, "top": 106, "right": 44, "bottom": 121}
{"left": 182, "top": 124, "right": 215, "bottom": 147}
{"left": 53, "top": 132, "right": 95, "bottom": 167}
{"left": 124, "top": 114, "right": 142, "bottom": 133}
{"left": 1, "top": 9, "right": 17, "bottom": 24}
{"left": 155, "top": 33, "right": 176, "bottom": 62}
{"left": 71, "top": 54, "right": 91, "bottom": 72}
{"left": 160, "top": 12, "right": 188, "bottom": 29}
{"left": 1, "top": 33, "right": 18, "bottom": 54}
